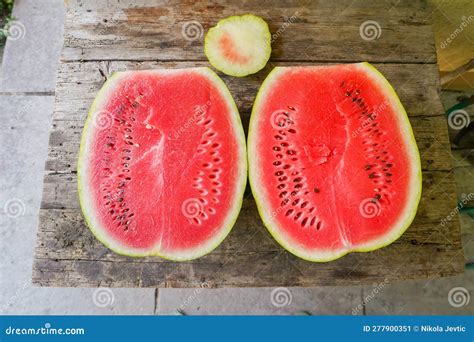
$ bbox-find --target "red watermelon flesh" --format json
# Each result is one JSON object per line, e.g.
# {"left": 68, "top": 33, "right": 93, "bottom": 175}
{"left": 78, "top": 68, "right": 247, "bottom": 260}
{"left": 248, "top": 63, "right": 422, "bottom": 262}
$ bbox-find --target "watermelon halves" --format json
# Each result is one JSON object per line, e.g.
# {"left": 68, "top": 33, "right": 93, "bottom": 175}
{"left": 248, "top": 63, "right": 422, "bottom": 262}
{"left": 78, "top": 68, "right": 247, "bottom": 260}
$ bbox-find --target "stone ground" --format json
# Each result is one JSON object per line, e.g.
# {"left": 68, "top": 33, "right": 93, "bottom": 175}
{"left": 0, "top": 0, "right": 472, "bottom": 315}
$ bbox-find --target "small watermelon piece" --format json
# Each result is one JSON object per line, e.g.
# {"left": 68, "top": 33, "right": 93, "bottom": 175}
{"left": 204, "top": 14, "right": 271, "bottom": 77}
{"left": 78, "top": 67, "right": 247, "bottom": 260}
{"left": 248, "top": 63, "right": 422, "bottom": 262}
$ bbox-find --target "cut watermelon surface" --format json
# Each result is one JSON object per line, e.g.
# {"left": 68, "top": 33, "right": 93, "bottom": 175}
{"left": 78, "top": 67, "right": 247, "bottom": 260}
{"left": 204, "top": 14, "right": 271, "bottom": 77}
{"left": 248, "top": 63, "right": 422, "bottom": 262}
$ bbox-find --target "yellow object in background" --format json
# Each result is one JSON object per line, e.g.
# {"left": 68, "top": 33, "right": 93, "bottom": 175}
{"left": 431, "top": 0, "right": 474, "bottom": 91}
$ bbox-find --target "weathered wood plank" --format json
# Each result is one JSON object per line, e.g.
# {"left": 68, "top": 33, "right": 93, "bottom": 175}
{"left": 34, "top": 168, "right": 465, "bottom": 288}
{"left": 32, "top": 195, "right": 464, "bottom": 288}
{"left": 61, "top": 0, "right": 436, "bottom": 63}
{"left": 32, "top": 0, "right": 464, "bottom": 287}
{"left": 53, "top": 61, "right": 445, "bottom": 122}
{"left": 37, "top": 171, "right": 462, "bottom": 261}
{"left": 43, "top": 60, "right": 451, "bottom": 178}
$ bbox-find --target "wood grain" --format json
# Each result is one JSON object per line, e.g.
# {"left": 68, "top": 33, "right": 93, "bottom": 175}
{"left": 53, "top": 61, "right": 445, "bottom": 121}
{"left": 62, "top": 0, "right": 436, "bottom": 63}
{"left": 33, "top": 193, "right": 464, "bottom": 287}
{"left": 33, "top": 0, "right": 465, "bottom": 287}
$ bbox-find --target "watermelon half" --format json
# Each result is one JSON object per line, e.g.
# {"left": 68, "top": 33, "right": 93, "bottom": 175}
{"left": 78, "top": 67, "right": 247, "bottom": 261}
{"left": 248, "top": 63, "right": 422, "bottom": 262}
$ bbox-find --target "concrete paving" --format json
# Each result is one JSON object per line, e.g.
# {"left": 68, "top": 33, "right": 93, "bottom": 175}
{"left": 157, "top": 271, "right": 474, "bottom": 315}
{"left": 157, "top": 286, "right": 363, "bottom": 315}
{"left": 364, "top": 270, "right": 474, "bottom": 315}
{"left": 0, "top": 95, "right": 156, "bottom": 315}
{"left": 0, "top": 0, "right": 156, "bottom": 315}
{"left": 0, "top": 0, "right": 65, "bottom": 92}
{"left": 1, "top": 0, "right": 472, "bottom": 316}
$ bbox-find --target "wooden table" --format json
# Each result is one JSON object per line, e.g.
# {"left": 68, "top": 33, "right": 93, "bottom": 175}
{"left": 33, "top": 0, "right": 465, "bottom": 287}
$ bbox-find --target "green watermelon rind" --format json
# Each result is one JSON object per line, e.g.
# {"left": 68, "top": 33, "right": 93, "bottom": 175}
{"left": 204, "top": 14, "right": 272, "bottom": 77}
{"left": 248, "top": 62, "right": 422, "bottom": 262}
{"left": 78, "top": 67, "right": 247, "bottom": 261}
